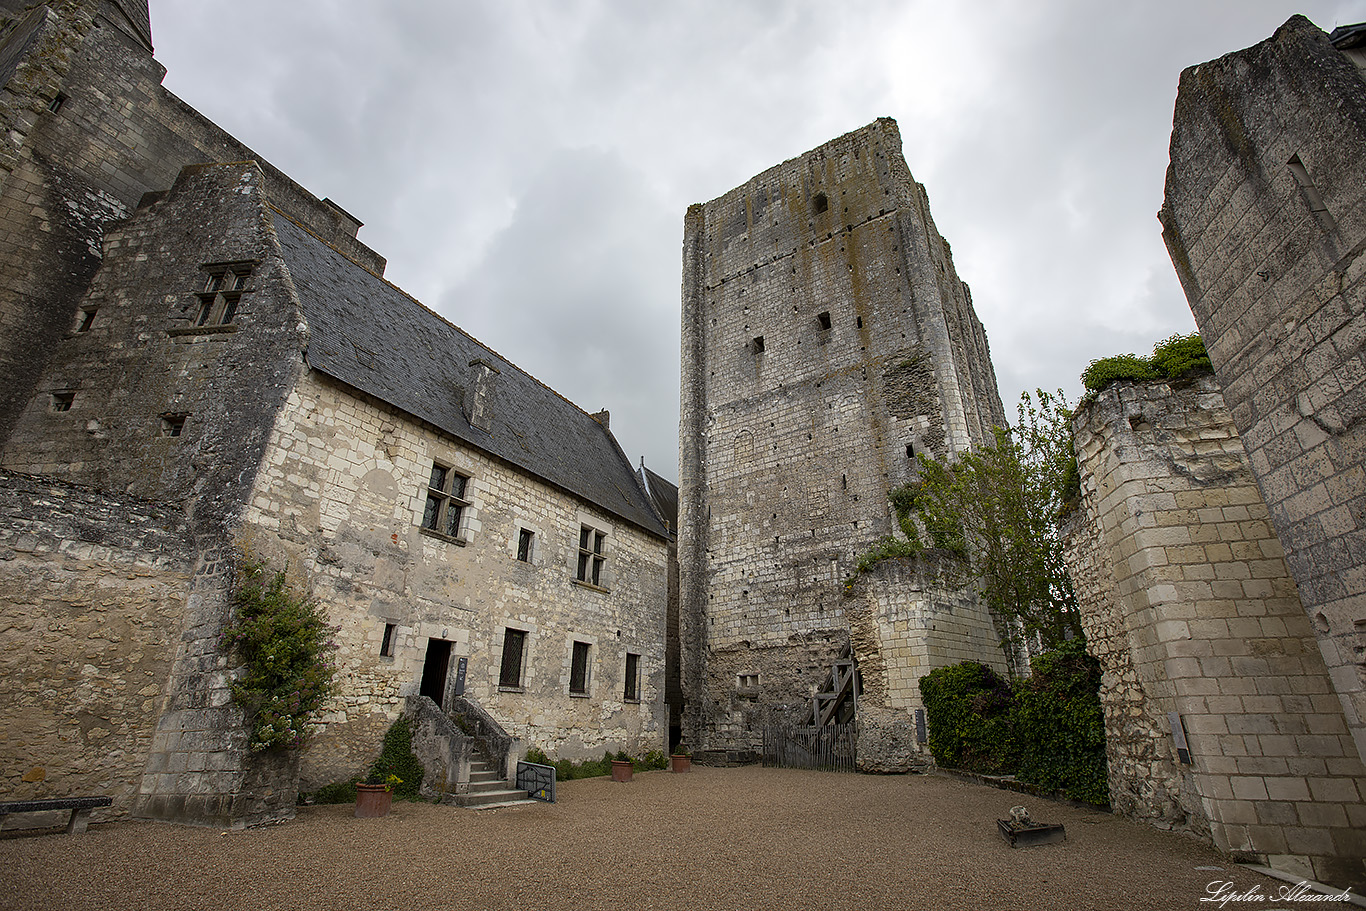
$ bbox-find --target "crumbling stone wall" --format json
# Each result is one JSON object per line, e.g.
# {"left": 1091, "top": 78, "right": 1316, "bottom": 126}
{"left": 678, "top": 119, "right": 1006, "bottom": 751}
{"left": 1160, "top": 15, "right": 1366, "bottom": 769}
{"left": 1069, "top": 375, "right": 1366, "bottom": 888}
{"left": 844, "top": 555, "right": 1009, "bottom": 772}
{"left": 241, "top": 369, "right": 668, "bottom": 784}
{"left": 0, "top": 471, "right": 190, "bottom": 826}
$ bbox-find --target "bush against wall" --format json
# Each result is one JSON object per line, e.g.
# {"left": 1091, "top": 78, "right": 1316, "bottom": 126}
{"left": 1013, "top": 640, "right": 1108, "bottom": 805}
{"left": 918, "top": 662, "right": 1017, "bottom": 775}
{"left": 920, "top": 644, "right": 1109, "bottom": 806}
{"left": 367, "top": 717, "right": 425, "bottom": 799}
{"left": 223, "top": 556, "right": 337, "bottom": 752}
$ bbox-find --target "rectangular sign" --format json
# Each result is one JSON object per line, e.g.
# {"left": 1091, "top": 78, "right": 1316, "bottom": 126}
{"left": 453, "top": 656, "right": 467, "bottom": 696}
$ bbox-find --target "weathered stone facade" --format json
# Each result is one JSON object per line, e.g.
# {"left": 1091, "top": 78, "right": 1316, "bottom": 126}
{"left": 1065, "top": 375, "right": 1366, "bottom": 888}
{"left": 0, "top": 0, "right": 669, "bottom": 829}
{"left": 1160, "top": 15, "right": 1366, "bottom": 769}
{"left": 678, "top": 119, "right": 1009, "bottom": 758}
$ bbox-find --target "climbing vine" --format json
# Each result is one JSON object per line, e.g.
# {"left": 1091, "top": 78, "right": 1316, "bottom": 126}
{"left": 222, "top": 556, "right": 337, "bottom": 752}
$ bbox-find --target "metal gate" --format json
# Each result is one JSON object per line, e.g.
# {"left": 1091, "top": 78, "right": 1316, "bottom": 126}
{"left": 761, "top": 723, "right": 856, "bottom": 772}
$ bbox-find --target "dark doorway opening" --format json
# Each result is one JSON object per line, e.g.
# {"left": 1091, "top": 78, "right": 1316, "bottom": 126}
{"left": 420, "top": 638, "right": 452, "bottom": 708}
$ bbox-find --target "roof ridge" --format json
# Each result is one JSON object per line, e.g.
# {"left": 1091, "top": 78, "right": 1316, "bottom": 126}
{"left": 266, "top": 202, "right": 620, "bottom": 431}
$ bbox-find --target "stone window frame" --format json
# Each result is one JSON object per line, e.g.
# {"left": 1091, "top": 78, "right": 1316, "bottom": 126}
{"left": 572, "top": 516, "right": 612, "bottom": 591}
{"left": 379, "top": 622, "right": 398, "bottom": 659}
{"left": 74, "top": 305, "right": 97, "bottom": 333}
{"left": 49, "top": 390, "right": 75, "bottom": 413}
{"left": 568, "top": 639, "right": 593, "bottom": 697}
{"left": 170, "top": 260, "right": 256, "bottom": 336}
{"left": 623, "top": 652, "right": 641, "bottom": 703}
{"left": 517, "top": 527, "right": 535, "bottom": 563}
{"left": 419, "top": 460, "right": 472, "bottom": 545}
{"left": 498, "top": 627, "right": 528, "bottom": 692}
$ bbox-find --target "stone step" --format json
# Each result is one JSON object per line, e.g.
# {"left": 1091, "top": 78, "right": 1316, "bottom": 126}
{"left": 469, "top": 798, "right": 540, "bottom": 811}
{"left": 468, "top": 769, "right": 501, "bottom": 784}
{"left": 463, "top": 787, "right": 532, "bottom": 808}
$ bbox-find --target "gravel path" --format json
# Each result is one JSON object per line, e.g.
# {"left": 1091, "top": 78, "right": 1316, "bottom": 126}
{"left": 1, "top": 766, "right": 1275, "bottom": 911}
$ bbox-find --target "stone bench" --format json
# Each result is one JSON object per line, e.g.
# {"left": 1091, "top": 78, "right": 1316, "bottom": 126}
{"left": 0, "top": 796, "right": 113, "bottom": 834}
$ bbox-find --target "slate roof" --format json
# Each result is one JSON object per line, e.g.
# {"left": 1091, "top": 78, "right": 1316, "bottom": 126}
{"left": 636, "top": 462, "right": 678, "bottom": 539}
{"left": 271, "top": 211, "right": 668, "bottom": 539}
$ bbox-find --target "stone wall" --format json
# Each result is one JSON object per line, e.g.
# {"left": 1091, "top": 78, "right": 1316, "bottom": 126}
{"left": 1160, "top": 15, "right": 1366, "bottom": 768}
{"left": 1068, "top": 375, "right": 1366, "bottom": 888}
{"left": 240, "top": 368, "right": 669, "bottom": 784}
{"left": 0, "top": 470, "right": 192, "bottom": 826}
{"left": 678, "top": 118, "right": 1006, "bottom": 751}
{"left": 844, "top": 555, "right": 1010, "bottom": 772}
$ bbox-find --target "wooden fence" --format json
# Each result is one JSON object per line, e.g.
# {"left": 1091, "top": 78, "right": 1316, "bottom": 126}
{"left": 761, "top": 723, "right": 856, "bottom": 772}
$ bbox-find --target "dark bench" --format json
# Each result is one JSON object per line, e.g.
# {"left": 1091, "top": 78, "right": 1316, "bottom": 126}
{"left": 0, "top": 796, "right": 112, "bottom": 834}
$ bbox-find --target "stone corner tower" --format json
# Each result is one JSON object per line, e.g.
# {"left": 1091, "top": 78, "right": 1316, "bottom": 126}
{"left": 678, "top": 117, "right": 1006, "bottom": 754}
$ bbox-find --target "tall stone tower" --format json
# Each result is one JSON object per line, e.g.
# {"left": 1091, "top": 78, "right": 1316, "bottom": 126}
{"left": 678, "top": 118, "right": 1007, "bottom": 753}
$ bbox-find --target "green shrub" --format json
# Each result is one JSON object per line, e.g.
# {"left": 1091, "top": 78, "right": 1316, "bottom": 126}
{"left": 308, "top": 779, "right": 357, "bottom": 805}
{"left": 1013, "top": 639, "right": 1109, "bottom": 805}
{"left": 1081, "top": 353, "right": 1158, "bottom": 393}
{"left": 222, "top": 557, "right": 337, "bottom": 752}
{"left": 1150, "top": 332, "right": 1212, "bottom": 379}
{"left": 918, "top": 662, "right": 1017, "bottom": 775}
{"left": 525, "top": 748, "right": 662, "bottom": 778}
{"left": 367, "top": 718, "right": 424, "bottom": 799}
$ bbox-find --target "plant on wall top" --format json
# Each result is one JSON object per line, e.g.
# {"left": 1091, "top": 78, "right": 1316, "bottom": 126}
{"left": 222, "top": 556, "right": 338, "bottom": 752}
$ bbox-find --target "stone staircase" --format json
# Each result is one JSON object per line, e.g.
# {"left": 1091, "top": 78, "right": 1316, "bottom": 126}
{"left": 461, "top": 757, "right": 537, "bottom": 810}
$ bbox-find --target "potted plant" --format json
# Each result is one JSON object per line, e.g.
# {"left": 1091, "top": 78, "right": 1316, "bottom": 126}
{"left": 354, "top": 773, "right": 401, "bottom": 817}
{"left": 670, "top": 743, "right": 692, "bottom": 774}
{"left": 610, "top": 751, "right": 634, "bottom": 783}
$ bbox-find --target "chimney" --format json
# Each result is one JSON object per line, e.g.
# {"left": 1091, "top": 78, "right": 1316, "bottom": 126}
{"left": 591, "top": 409, "right": 610, "bottom": 430}
{"left": 463, "top": 359, "right": 500, "bottom": 432}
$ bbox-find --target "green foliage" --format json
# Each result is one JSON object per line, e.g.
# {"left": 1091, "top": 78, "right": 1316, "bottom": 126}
{"left": 222, "top": 557, "right": 337, "bottom": 752}
{"left": 367, "top": 718, "right": 424, "bottom": 799}
{"left": 865, "top": 391, "right": 1083, "bottom": 653}
{"left": 524, "top": 747, "right": 664, "bottom": 778}
{"left": 309, "top": 779, "right": 357, "bottom": 805}
{"left": 1013, "top": 640, "right": 1109, "bottom": 805}
{"left": 920, "top": 646, "right": 1109, "bottom": 806}
{"left": 918, "top": 662, "right": 1017, "bottom": 774}
{"left": 641, "top": 750, "right": 668, "bottom": 770}
{"left": 1082, "top": 332, "right": 1211, "bottom": 396}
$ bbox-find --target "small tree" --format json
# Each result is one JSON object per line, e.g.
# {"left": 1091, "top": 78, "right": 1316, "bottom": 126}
{"left": 222, "top": 557, "right": 337, "bottom": 752}
{"left": 891, "top": 390, "right": 1083, "bottom": 655}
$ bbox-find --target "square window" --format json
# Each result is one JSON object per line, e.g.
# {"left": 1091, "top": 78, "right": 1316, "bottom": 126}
{"left": 499, "top": 629, "right": 526, "bottom": 688}
{"left": 380, "top": 623, "right": 397, "bottom": 657}
{"left": 817, "top": 311, "right": 832, "bottom": 331}
{"left": 161, "top": 414, "right": 187, "bottom": 437}
{"left": 517, "top": 528, "right": 534, "bottom": 563}
{"left": 569, "top": 641, "right": 590, "bottom": 695}
{"left": 50, "top": 391, "right": 74, "bottom": 412}
{"left": 624, "top": 653, "right": 640, "bottom": 702}
{"left": 420, "top": 462, "right": 470, "bottom": 540}
{"left": 576, "top": 524, "right": 606, "bottom": 586}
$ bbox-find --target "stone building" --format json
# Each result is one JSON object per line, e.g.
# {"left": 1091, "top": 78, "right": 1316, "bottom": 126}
{"left": 677, "top": 119, "right": 1010, "bottom": 764}
{"left": 1063, "top": 374, "right": 1365, "bottom": 888}
{"left": 1160, "top": 15, "right": 1366, "bottom": 772}
{"left": 0, "top": 0, "right": 669, "bottom": 828}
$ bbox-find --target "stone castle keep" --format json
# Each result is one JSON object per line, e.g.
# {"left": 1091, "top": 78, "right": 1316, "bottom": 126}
{"left": 678, "top": 119, "right": 1012, "bottom": 763}
{"left": 0, "top": 0, "right": 1363, "bottom": 889}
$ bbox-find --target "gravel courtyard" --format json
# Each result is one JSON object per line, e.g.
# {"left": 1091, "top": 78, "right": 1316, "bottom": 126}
{"left": 1, "top": 765, "right": 1276, "bottom": 911}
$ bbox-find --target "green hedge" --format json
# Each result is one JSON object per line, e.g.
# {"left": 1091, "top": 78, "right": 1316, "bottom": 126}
{"left": 918, "top": 662, "right": 1017, "bottom": 775}
{"left": 919, "top": 644, "right": 1109, "bottom": 805}
{"left": 1081, "top": 332, "right": 1212, "bottom": 396}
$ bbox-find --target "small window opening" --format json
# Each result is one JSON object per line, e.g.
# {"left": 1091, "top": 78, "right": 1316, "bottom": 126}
{"left": 75, "top": 307, "right": 97, "bottom": 332}
{"left": 499, "top": 629, "right": 526, "bottom": 688}
{"left": 569, "top": 641, "right": 591, "bottom": 695}
{"left": 817, "top": 311, "right": 831, "bottom": 331}
{"left": 51, "top": 391, "right": 74, "bottom": 412}
{"left": 1288, "top": 155, "right": 1336, "bottom": 232}
{"left": 380, "top": 623, "right": 396, "bottom": 657}
{"left": 906, "top": 443, "right": 915, "bottom": 459}
{"left": 421, "top": 463, "right": 470, "bottom": 538}
{"left": 856, "top": 316, "right": 863, "bottom": 329}
{"left": 48, "top": 92, "right": 66, "bottom": 114}
{"left": 161, "top": 414, "right": 187, "bottom": 437}
{"left": 813, "top": 192, "right": 828, "bottom": 214}
{"left": 624, "top": 652, "right": 640, "bottom": 701}
{"left": 753, "top": 335, "right": 765, "bottom": 353}
{"left": 517, "top": 528, "right": 534, "bottom": 563}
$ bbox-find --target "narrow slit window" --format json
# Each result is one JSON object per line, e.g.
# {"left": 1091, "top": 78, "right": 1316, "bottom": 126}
{"left": 753, "top": 335, "right": 765, "bottom": 354}
{"left": 1288, "top": 155, "right": 1336, "bottom": 232}
{"left": 75, "top": 307, "right": 97, "bottom": 332}
{"left": 569, "top": 641, "right": 591, "bottom": 695}
{"left": 517, "top": 528, "right": 534, "bottom": 563}
{"left": 624, "top": 652, "right": 641, "bottom": 701}
{"left": 380, "top": 623, "right": 396, "bottom": 657}
{"left": 499, "top": 629, "right": 526, "bottom": 688}
{"left": 48, "top": 92, "right": 66, "bottom": 114}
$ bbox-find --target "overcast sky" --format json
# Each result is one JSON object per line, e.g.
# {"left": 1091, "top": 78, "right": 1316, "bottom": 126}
{"left": 154, "top": 1, "right": 1366, "bottom": 482}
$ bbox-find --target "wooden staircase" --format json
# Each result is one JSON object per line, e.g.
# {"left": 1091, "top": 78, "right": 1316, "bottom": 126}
{"left": 804, "top": 646, "right": 859, "bottom": 726}
{"left": 461, "top": 757, "right": 537, "bottom": 810}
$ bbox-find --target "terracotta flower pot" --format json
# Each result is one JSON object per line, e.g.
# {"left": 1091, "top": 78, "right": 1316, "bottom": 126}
{"left": 610, "top": 759, "right": 633, "bottom": 782}
{"left": 354, "top": 783, "right": 392, "bottom": 817}
{"left": 670, "top": 755, "right": 691, "bottom": 773}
